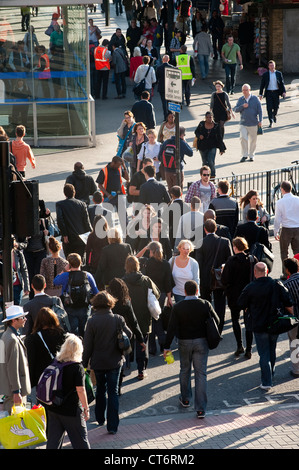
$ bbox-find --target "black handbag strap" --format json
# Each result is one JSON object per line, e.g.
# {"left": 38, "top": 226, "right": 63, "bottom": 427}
{"left": 216, "top": 92, "right": 229, "bottom": 111}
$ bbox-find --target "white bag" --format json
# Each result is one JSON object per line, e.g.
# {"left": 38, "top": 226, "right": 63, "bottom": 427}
{"left": 147, "top": 288, "right": 161, "bottom": 320}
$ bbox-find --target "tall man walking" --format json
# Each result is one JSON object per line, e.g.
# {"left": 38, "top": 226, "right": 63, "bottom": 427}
{"left": 259, "top": 60, "right": 286, "bottom": 128}
{"left": 234, "top": 83, "right": 262, "bottom": 163}
{"left": 164, "top": 280, "right": 219, "bottom": 418}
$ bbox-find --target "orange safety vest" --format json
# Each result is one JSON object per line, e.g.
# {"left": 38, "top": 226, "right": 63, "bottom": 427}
{"left": 102, "top": 166, "right": 126, "bottom": 195}
{"left": 94, "top": 46, "right": 110, "bottom": 71}
{"left": 38, "top": 53, "right": 50, "bottom": 79}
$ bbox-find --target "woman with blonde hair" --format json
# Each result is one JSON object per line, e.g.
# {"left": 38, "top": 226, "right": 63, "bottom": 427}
{"left": 169, "top": 240, "right": 199, "bottom": 302}
{"left": 40, "top": 236, "right": 68, "bottom": 296}
{"left": 46, "top": 333, "right": 91, "bottom": 449}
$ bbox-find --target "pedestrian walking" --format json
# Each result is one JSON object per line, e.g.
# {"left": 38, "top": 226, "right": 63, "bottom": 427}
{"left": 221, "top": 34, "right": 243, "bottom": 95}
{"left": 234, "top": 83, "right": 263, "bottom": 163}
{"left": 259, "top": 60, "right": 286, "bottom": 128}
{"left": 164, "top": 280, "right": 219, "bottom": 418}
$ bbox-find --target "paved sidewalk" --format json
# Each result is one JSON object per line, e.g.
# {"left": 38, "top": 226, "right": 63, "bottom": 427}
{"left": 58, "top": 403, "right": 299, "bottom": 450}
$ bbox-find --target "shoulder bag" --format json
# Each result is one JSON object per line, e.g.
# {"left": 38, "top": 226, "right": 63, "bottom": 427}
{"left": 267, "top": 281, "right": 299, "bottom": 335}
{"left": 133, "top": 65, "right": 151, "bottom": 97}
{"left": 206, "top": 310, "right": 221, "bottom": 349}
{"left": 222, "top": 44, "right": 234, "bottom": 68}
{"left": 115, "top": 316, "right": 132, "bottom": 354}
{"left": 210, "top": 238, "right": 224, "bottom": 290}
{"left": 216, "top": 92, "right": 231, "bottom": 121}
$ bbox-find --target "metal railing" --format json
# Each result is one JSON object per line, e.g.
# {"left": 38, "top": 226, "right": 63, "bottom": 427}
{"left": 214, "top": 162, "right": 299, "bottom": 216}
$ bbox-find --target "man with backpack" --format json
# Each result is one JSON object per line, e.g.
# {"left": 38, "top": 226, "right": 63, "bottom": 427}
{"left": 53, "top": 253, "right": 99, "bottom": 337}
{"left": 158, "top": 126, "right": 193, "bottom": 191}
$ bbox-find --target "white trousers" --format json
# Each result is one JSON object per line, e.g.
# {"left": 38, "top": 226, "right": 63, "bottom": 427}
{"left": 240, "top": 125, "right": 258, "bottom": 159}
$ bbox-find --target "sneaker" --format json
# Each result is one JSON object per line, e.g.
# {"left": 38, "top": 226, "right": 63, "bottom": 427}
{"left": 197, "top": 411, "right": 205, "bottom": 419}
{"left": 249, "top": 157, "right": 254, "bottom": 162}
{"left": 234, "top": 346, "right": 245, "bottom": 357}
{"left": 259, "top": 384, "right": 272, "bottom": 391}
{"left": 179, "top": 397, "right": 190, "bottom": 408}
{"left": 137, "top": 371, "right": 148, "bottom": 380}
{"left": 240, "top": 156, "right": 247, "bottom": 162}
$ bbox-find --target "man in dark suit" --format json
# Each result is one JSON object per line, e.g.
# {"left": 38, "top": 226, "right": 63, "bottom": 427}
{"left": 203, "top": 209, "right": 232, "bottom": 244}
{"left": 23, "top": 274, "right": 65, "bottom": 335}
{"left": 131, "top": 90, "right": 156, "bottom": 129}
{"left": 156, "top": 54, "right": 174, "bottom": 120}
{"left": 234, "top": 208, "right": 272, "bottom": 251}
{"left": 259, "top": 60, "right": 286, "bottom": 128}
{"left": 163, "top": 185, "right": 190, "bottom": 249}
{"left": 139, "top": 165, "right": 171, "bottom": 207}
{"left": 209, "top": 180, "right": 239, "bottom": 237}
{"left": 56, "top": 183, "right": 92, "bottom": 260}
{"left": 196, "top": 219, "right": 233, "bottom": 333}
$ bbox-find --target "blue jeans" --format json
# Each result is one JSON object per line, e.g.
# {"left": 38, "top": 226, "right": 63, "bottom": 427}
{"left": 199, "top": 148, "right": 217, "bottom": 178}
{"left": 198, "top": 54, "right": 209, "bottom": 79}
{"left": 178, "top": 338, "right": 209, "bottom": 412}
{"left": 94, "top": 367, "right": 122, "bottom": 432}
{"left": 66, "top": 306, "right": 89, "bottom": 338}
{"left": 174, "top": 294, "right": 185, "bottom": 303}
{"left": 224, "top": 63, "right": 237, "bottom": 93}
{"left": 254, "top": 332, "right": 278, "bottom": 387}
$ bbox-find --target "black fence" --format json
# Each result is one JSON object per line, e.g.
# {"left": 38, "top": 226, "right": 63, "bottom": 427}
{"left": 214, "top": 162, "right": 299, "bottom": 217}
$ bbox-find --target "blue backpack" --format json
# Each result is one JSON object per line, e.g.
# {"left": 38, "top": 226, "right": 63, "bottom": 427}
{"left": 36, "top": 359, "right": 76, "bottom": 406}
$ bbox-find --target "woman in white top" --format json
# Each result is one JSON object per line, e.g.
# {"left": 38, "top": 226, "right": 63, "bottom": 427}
{"left": 134, "top": 55, "right": 156, "bottom": 96}
{"left": 169, "top": 240, "right": 200, "bottom": 302}
{"left": 158, "top": 111, "right": 176, "bottom": 143}
{"left": 137, "top": 129, "right": 161, "bottom": 175}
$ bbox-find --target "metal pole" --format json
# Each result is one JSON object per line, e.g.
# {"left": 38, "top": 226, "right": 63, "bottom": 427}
{"left": 105, "top": 0, "right": 110, "bottom": 27}
{"left": 0, "top": 142, "right": 14, "bottom": 320}
{"left": 175, "top": 112, "right": 180, "bottom": 187}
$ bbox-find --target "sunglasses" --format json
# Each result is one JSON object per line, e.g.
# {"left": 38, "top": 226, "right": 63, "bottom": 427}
{"left": 202, "top": 173, "right": 210, "bottom": 177}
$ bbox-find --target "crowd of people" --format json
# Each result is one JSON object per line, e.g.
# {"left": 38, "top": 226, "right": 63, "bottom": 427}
{"left": 0, "top": 2, "right": 298, "bottom": 451}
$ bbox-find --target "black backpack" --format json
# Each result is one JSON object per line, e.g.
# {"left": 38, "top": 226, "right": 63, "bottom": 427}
{"left": 64, "top": 271, "right": 91, "bottom": 308}
{"left": 162, "top": 143, "right": 176, "bottom": 170}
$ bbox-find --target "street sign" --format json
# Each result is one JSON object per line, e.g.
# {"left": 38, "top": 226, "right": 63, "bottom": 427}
{"left": 168, "top": 102, "right": 181, "bottom": 113}
{"left": 165, "top": 68, "right": 182, "bottom": 103}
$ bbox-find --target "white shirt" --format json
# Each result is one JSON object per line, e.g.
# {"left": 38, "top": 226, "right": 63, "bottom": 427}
{"left": 172, "top": 258, "right": 193, "bottom": 296}
{"left": 268, "top": 70, "right": 278, "bottom": 91}
{"left": 274, "top": 192, "right": 299, "bottom": 236}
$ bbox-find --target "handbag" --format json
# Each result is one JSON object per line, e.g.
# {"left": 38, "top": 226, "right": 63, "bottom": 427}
{"left": 257, "top": 126, "right": 263, "bottom": 135}
{"left": 115, "top": 317, "right": 132, "bottom": 354}
{"left": 123, "top": 146, "right": 134, "bottom": 163}
{"left": 48, "top": 215, "right": 60, "bottom": 238}
{"left": 206, "top": 311, "right": 221, "bottom": 349}
{"left": 133, "top": 65, "right": 151, "bottom": 97}
{"left": 0, "top": 404, "right": 47, "bottom": 449}
{"left": 147, "top": 288, "right": 161, "bottom": 321}
{"left": 216, "top": 92, "right": 231, "bottom": 121}
{"left": 210, "top": 238, "right": 224, "bottom": 290}
{"left": 192, "top": 136, "right": 198, "bottom": 148}
{"left": 85, "top": 370, "right": 95, "bottom": 404}
{"left": 267, "top": 281, "right": 299, "bottom": 335}
{"left": 45, "top": 24, "right": 54, "bottom": 36}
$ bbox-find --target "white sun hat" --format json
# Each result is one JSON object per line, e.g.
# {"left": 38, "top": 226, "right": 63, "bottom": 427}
{"left": 2, "top": 305, "right": 28, "bottom": 323}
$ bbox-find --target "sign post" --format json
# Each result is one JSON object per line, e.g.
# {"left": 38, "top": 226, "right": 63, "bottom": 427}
{"left": 165, "top": 68, "right": 182, "bottom": 187}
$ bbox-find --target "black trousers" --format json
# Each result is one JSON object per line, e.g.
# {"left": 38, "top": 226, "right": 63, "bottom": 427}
{"left": 200, "top": 286, "right": 226, "bottom": 334}
{"left": 265, "top": 90, "right": 280, "bottom": 123}
{"left": 96, "top": 69, "right": 109, "bottom": 99}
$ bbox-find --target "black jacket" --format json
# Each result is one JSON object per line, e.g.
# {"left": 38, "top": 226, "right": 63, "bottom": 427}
{"left": 139, "top": 178, "right": 171, "bottom": 205}
{"left": 95, "top": 242, "right": 132, "bottom": 288}
{"left": 234, "top": 221, "right": 272, "bottom": 251}
{"left": 259, "top": 70, "right": 286, "bottom": 97}
{"left": 65, "top": 170, "right": 97, "bottom": 205}
{"left": 56, "top": 197, "right": 92, "bottom": 241}
{"left": 221, "top": 252, "right": 257, "bottom": 308}
{"left": 238, "top": 277, "right": 292, "bottom": 333}
{"left": 131, "top": 99, "right": 156, "bottom": 130}
{"left": 196, "top": 233, "right": 233, "bottom": 291}
{"left": 209, "top": 195, "right": 239, "bottom": 237}
{"left": 156, "top": 62, "right": 174, "bottom": 94}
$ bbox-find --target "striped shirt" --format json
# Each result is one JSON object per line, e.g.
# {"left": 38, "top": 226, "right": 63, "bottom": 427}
{"left": 284, "top": 273, "right": 299, "bottom": 318}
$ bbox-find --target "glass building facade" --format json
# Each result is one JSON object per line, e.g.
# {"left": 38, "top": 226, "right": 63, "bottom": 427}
{"left": 0, "top": 3, "right": 95, "bottom": 146}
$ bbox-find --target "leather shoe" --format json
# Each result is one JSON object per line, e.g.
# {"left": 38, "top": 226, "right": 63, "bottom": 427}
{"left": 240, "top": 156, "right": 247, "bottom": 162}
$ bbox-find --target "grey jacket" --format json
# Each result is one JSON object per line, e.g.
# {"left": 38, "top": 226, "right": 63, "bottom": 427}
{"left": 82, "top": 309, "right": 132, "bottom": 370}
{"left": 112, "top": 47, "right": 128, "bottom": 74}
{"left": 0, "top": 326, "right": 31, "bottom": 397}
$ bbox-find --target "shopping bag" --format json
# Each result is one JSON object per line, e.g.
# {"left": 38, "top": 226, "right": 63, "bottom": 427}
{"left": 85, "top": 370, "right": 95, "bottom": 404}
{"left": 0, "top": 404, "right": 47, "bottom": 449}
